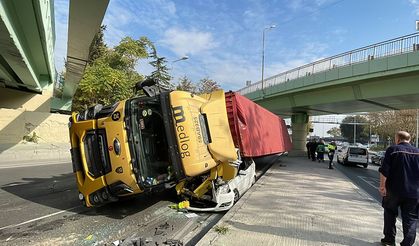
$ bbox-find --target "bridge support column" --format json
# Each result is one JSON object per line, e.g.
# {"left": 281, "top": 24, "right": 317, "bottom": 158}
{"left": 290, "top": 112, "right": 308, "bottom": 156}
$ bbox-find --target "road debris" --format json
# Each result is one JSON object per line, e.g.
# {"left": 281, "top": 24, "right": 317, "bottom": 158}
{"left": 184, "top": 213, "right": 198, "bottom": 219}
{"left": 163, "top": 239, "right": 183, "bottom": 246}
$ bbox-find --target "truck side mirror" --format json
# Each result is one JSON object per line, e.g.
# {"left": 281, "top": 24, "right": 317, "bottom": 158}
{"left": 134, "top": 78, "right": 159, "bottom": 97}
{"left": 134, "top": 78, "right": 157, "bottom": 91}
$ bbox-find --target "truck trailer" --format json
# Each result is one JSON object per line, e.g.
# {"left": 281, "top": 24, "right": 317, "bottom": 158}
{"left": 68, "top": 80, "right": 292, "bottom": 209}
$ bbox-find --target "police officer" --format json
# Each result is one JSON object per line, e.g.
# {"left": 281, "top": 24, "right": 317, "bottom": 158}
{"left": 327, "top": 142, "right": 337, "bottom": 169}
{"left": 379, "top": 131, "right": 419, "bottom": 246}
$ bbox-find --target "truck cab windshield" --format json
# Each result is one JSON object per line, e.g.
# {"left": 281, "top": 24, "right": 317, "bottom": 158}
{"left": 130, "top": 99, "right": 172, "bottom": 187}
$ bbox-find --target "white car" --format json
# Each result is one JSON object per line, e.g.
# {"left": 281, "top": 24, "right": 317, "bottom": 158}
{"left": 337, "top": 146, "right": 369, "bottom": 168}
{"left": 188, "top": 159, "right": 256, "bottom": 212}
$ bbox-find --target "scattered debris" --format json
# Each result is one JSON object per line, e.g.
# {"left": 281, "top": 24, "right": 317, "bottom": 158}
{"left": 113, "top": 240, "right": 122, "bottom": 245}
{"left": 6, "top": 236, "right": 13, "bottom": 242}
{"left": 214, "top": 225, "right": 229, "bottom": 235}
{"left": 168, "top": 201, "right": 190, "bottom": 210}
{"left": 119, "top": 237, "right": 147, "bottom": 246}
{"left": 154, "top": 222, "right": 170, "bottom": 236}
{"left": 184, "top": 213, "right": 198, "bottom": 219}
{"left": 163, "top": 239, "right": 183, "bottom": 246}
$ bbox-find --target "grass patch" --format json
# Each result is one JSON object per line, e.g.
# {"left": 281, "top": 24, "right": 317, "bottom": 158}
{"left": 214, "top": 225, "right": 229, "bottom": 235}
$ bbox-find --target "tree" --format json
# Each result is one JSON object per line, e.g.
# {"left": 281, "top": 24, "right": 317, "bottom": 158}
{"left": 176, "top": 76, "right": 196, "bottom": 93}
{"left": 327, "top": 127, "right": 341, "bottom": 137}
{"left": 367, "top": 110, "right": 417, "bottom": 146}
{"left": 72, "top": 35, "right": 150, "bottom": 112}
{"left": 340, "top": 115, "right": 369, "bottom": 143}
{"left": 88, "top": 25, "right": 107, "bottom": 65}
{"left": 148, "top": 45, "right": 173, "bottom": 90}
{"left": 197, "top": 77, "right": 220, "bottom": 94}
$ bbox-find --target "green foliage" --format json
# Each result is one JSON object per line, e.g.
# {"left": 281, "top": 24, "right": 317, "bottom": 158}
{"left": 176, "top": 76, "right": 196, "bottom": 93}
{"left": 367, "top": 110, "right": 417, "bottom": 146}
{"left": 53, "top": 71, "right": 65, "bottom": 98}
{"left": 327, "top": 127, "right": 341, "bottom": 137}
{"left": 214, "top": 225, "right": 229, "bottom": 235}
{"left": 148, "top": 45, "right": 173, "bottom": 90}
{"left": 88, "top": 25, "right": 107, "bottom": 65}
{"left": 23, "top": 132, "right": 39, "bottom": 143}
{"left": 197, "top": 77, "right": 220, "bottom": 94}
{"left": 72, "top": 35, "right": 150, "bottom": 112}
{"left": 340, "top": 116, "right": 369, "bottom": 143}
{"left": 174, "top": 76, "right": 221, "bottom": 94}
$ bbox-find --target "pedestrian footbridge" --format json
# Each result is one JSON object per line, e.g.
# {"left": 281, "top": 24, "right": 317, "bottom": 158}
{"left": 238, "top": 33, "right": 419, "bottom": 154}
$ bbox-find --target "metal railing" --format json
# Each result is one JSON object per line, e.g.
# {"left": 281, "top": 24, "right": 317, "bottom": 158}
{"left": 238, "top": 33, "right": 419, "bottom": 95}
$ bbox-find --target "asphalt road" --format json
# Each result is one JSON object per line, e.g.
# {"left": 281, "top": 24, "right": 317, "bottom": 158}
{"left": 334, "top": 160, "right": 381, "bottom": 202}
{"left": 0, "top": 156, "right": 278, "bottom": 245}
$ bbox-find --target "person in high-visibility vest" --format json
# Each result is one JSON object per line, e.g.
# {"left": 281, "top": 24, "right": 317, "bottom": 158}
{"left": 327, "top": 142, "right": 337, "bottom": 169}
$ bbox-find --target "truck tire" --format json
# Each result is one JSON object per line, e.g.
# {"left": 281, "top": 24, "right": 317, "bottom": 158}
{"left": 363, "top": 163, "right": 368, "bottom": 168}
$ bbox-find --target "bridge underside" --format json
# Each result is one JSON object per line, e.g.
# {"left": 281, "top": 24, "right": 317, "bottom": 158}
{"left": 259, "top": 74, "right": 419, "bottom": 117}
{"left": 250, "top": 54, "right": 419, "bottom": 117}
{"left": 0, "top": 0, "right": 55, "bottom": 94}
{"left": 244, "top": 52, "right": 419, "bottom": 155}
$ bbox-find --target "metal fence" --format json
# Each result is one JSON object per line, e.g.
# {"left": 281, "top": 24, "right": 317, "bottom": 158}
{"left": 238, "top": 33, "right": 419, "bottom": 95}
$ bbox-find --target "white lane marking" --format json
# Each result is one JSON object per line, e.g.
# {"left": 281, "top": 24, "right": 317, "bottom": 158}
{"left": 359, "top": 176, "right": 379, "bottom": 189}
{"left": 0, "top": 161, "right": 71, "bottom": 170}
{"left": 0, "top": 205, "right": 82, "bottom": 231}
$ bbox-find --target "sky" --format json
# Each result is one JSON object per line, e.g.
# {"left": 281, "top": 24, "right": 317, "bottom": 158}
{"left": 54, "top": 0, "right": 419, "bottom": 137}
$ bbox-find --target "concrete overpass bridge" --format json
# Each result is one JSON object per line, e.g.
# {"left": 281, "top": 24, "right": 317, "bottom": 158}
{"left": 238, "top": 33, "right": 419, "bottom": 154}
{"left": 0, "top": 0, "right": 108, "bottom": 155}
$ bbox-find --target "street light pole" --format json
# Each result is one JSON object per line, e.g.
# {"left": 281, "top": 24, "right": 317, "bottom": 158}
{"left": 170, "top": 55, "right": 189, "bottom": 72}
{"left": 261, "top": 25, "right": 276, "bottom": 95}
{"left": 353, "top": 117, "right": 356, "bottom": 145}
{"left": 172, "top": 56, "right": 189, "bottom": 63}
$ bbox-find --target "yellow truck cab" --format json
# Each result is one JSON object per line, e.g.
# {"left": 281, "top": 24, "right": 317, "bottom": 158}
{"left": 69, "top": 83, "right": 239, "bottom": 207}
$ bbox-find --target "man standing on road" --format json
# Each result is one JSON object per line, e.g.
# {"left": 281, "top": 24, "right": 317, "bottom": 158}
{"left": 306, "top": 140, "right": 312, "bottom": 160}
{"left": 379, "top": 131, "right": 419, "bottom": 246}
{"left": 310, "top": 139, "right": 318, "bottom": 162}
{"left": 327, "top": 142, "right": 337, "bottom": 169}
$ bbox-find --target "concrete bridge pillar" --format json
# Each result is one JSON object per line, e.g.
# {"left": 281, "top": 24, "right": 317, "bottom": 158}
{"left": 290, "top": 112, "right": 308, "bottom": 156}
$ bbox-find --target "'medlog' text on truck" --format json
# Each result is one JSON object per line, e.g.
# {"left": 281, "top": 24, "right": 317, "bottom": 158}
{"left": 68, "top": 78, "right": 292, "bottom": 210}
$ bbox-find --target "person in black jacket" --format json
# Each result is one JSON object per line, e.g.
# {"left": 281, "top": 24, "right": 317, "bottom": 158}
{"left": 309, "top": 139, "right": 318, "bottom": 162}
{"left": 306, "top": 140, "right": 312, "bottom": 159}
{"left": 379, "top": 131, "right": 419, "bottom": 246}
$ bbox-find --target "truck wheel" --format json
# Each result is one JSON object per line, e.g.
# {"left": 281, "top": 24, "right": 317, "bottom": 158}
{"left": 363, "top": 163, "right": 368, "bottom": 168}
{"left": 233, "top": 189, "right": 240, "bottom": 203}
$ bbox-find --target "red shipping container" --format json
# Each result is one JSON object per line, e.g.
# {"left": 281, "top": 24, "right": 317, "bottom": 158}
{"left": 225, "top": 92, "right": 293, "bottom": 157}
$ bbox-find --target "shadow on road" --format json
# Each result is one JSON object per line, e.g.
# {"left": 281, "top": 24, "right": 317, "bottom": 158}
{"left": 1, "top": 173, "right": 178, "bottom": 219}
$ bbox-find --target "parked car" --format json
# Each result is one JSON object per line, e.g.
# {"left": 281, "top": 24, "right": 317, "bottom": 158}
{"left": 371, "top": 151, "right": 385, "bottom": 165}
{"left": 188, "top": 159, "right": 256, "bottom": 212}
{"left": 337, "top": 146, "right": 369, "bottom": 168}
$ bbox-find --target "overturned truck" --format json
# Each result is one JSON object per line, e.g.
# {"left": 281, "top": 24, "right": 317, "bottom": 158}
{"left": 69, "top": 80, "right": 292, "bottom": 210}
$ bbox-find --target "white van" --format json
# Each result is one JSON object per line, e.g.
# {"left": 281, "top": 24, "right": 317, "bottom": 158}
{"left": 337, "top": 146, "right": 369, "bottom": 168}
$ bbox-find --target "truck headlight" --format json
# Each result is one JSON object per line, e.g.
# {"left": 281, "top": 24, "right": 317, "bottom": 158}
{"left": 113, "top": 138, "right": 121, "bottom": 156}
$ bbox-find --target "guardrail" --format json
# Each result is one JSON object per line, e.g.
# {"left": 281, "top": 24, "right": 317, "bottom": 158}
{"left": 238, "top": 33, "right": 419, "bottom": 95}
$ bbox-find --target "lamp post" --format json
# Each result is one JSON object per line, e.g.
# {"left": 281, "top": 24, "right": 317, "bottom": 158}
{"left": 172, "top": 56, "right": 189, "bottom": 63}
{"left": 261, "top": 24, "right": 276, "bottom": 95}
{"left": 170, "top": 55, "right": 189, "bottom": 73}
